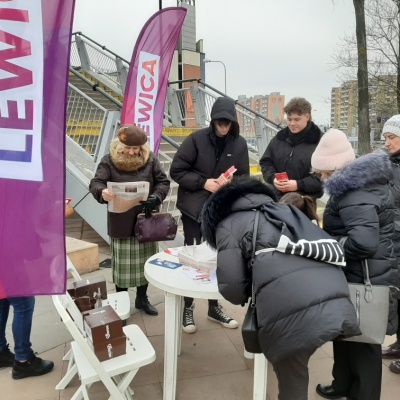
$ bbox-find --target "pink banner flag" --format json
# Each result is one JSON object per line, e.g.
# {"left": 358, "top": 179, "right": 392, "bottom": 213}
{"left": 0, "top": 0, "right": 75, "bottom": 297}
{"left": 121, "top": 7, "right": 187, "bottom": 154}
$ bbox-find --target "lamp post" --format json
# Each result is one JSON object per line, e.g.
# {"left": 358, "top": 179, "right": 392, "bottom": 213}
{"left": 203, "top": 59, "right": 227, "bottom": 94}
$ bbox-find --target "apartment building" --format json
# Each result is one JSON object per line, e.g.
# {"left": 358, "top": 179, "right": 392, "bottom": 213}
{"left": 237, "top": 92, "right": 285, "bottom": 137}
{"left": 331, "top": 75, "right": 398, "bottom": 140}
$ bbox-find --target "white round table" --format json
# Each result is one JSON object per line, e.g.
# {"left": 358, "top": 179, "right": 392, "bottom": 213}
{"left": 145, "top": 251, "right": 268, "bottom": 400}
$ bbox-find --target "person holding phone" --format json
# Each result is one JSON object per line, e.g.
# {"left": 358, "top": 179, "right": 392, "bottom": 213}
{"left": 170, "top": 97, "right": 250, "bottom": 334}
{"left": 259, "top": 97, "right": 323, "bottom": 199}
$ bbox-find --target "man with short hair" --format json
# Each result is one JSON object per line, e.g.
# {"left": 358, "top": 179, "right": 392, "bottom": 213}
{"left": 259, "top": 97, "right": 323, "bottom": 199}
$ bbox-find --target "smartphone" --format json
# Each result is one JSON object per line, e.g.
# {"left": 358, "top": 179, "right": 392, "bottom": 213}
{"left": 223, "top": 166, "right": 237, "bottom": 178}
{"left": 275, "top": 172, "right": 289, "bottom": 181}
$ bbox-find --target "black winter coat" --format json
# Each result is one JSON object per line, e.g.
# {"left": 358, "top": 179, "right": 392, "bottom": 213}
{"left": 201, "top": 178, "right": 360, "bottom": 363}
{"left": 89, "top": 151, "right": 170, "bottom": 238}
{"left": 323, "top": 150, "right": 398, "bottom": 334}
{"left": 389, "top": 152, "right": 400, "bottom": 283}
{"left": 259, "top": 122, "right": 323, "bottom": 198}
{"left": 170, "top": 97, "right": 249, "bottom": 221}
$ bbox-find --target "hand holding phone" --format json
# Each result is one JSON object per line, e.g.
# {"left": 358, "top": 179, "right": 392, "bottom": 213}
{"left": 223, "top": 166, "right": 237, "bottom": 179}
{"left": 275, "top": 172, "right": 289, "bottom": 181}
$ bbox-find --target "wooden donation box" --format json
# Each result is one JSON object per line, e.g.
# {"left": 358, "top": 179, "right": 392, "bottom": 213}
{"left": 83, "top": 305, "right": 126, "bottom": 361}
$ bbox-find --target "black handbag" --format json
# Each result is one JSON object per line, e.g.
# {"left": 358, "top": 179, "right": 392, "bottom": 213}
{"left": 241, "top": 210, "right": 262, "bottom": 354}
{"left": 134, "top": 212, "right": 178, "bottom": 243}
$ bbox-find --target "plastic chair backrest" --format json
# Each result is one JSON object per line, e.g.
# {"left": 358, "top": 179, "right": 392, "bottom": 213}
{"left": 52, "top": 293, "right": 125, "bottom": 400}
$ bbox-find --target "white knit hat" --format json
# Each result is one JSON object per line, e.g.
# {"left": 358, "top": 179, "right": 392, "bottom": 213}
{"left": 311, "top": 128, "right": 355, "bottom": 171}
{"left": 382, "top": 115, "right": 400, "bottom": 137}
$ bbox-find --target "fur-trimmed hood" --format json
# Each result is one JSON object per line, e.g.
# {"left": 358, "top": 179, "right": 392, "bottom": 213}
{"left": 201, "top": 178, "right": 277, "bottom": 248}
{"left": 324, "top": 150, "right": 393, "bottom": 197}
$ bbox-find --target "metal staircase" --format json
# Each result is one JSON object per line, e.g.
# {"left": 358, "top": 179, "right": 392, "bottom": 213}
{"left": 66, "top": 32, "right": 281, "bottom": 245}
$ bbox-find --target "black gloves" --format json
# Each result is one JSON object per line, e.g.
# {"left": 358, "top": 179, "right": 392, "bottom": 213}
{"left": 140, "top": 194, "right": 161, "bottom": 218}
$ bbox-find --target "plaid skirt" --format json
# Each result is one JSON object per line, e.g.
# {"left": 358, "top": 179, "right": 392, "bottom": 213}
{"left": 110, "top": 237, "right": 157, "bottom": 288}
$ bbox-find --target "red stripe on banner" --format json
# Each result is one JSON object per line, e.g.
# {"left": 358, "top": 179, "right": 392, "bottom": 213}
{"left": 121, "top": 7, "right": 187, "bottom": 154}
{"left": 0, "top": 8, "right": 29, "bottom": 22}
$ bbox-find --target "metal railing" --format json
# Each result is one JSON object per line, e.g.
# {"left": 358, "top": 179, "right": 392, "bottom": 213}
{"left": 69, "top": 33, "right": 282, "bottom": 156}
{"left": 67, "top": 84, "right": 108, "bottom": 156}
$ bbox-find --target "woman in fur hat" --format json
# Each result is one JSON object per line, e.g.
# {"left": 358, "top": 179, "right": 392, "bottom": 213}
{"left": 200, "top": 177, "right": 360, "bottom": 400}
{"left": 311, "top": 129, "right": 397, "bottom": 400}
{"left": 90, "top": 125, "right": 170, "bottom": 316}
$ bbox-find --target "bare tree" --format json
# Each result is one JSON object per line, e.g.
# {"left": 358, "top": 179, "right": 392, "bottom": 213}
{"left": 353, "top": 0, "right": 371, "bottom": 155}
{"left": 334, "top": 0, "right": 400, "bottom": 145}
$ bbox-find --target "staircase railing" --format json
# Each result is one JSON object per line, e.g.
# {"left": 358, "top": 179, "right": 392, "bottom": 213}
{"left": 70, "top": 32, "right": 282, "bottom": 156}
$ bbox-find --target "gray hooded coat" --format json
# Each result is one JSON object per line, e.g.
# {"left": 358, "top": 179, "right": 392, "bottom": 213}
{"left": 201, "top": 178, "right": 360, "bottom": 363}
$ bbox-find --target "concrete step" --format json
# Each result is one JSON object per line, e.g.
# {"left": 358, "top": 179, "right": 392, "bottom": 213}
{"left": 66, "top": 236, "right": 99, "bottom": 276}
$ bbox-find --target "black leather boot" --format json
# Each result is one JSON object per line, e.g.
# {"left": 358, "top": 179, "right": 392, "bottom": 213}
{"left": 316, "top": 384, "right": 347, "bottom": 399}
{"left": 135, "top": 284, "right": 158, "bottom": 316}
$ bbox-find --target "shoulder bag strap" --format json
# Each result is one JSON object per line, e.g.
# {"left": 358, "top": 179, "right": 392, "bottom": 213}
{"left": 361, "top": 259, "right": 373, "bottom": 302}
{"left": 250, "top": 211, "right": 260, "bottom": 307}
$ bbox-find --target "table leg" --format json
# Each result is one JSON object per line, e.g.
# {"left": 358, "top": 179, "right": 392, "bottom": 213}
{"left": 177, "top": 297, "right": 183, "bottom": 356}
{"left": 253, "top": 353, "right": 268, "bottom": 400}
{"left": 163, "top": 292, "right": 181, "bottom": 400}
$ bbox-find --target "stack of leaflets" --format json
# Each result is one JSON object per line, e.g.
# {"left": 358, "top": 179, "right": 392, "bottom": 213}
{"left": 177, "top": 241, "right": 217, "bottom": 271}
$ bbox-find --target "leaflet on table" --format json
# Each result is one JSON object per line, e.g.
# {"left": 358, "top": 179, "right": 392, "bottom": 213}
{"left": 107, "top": 181, "right": 149, "bottom": 213}
{"left": 148, "top": 258, "right": 182, "bottom": 269}
{"left": 181, "top": 266, "right": 217, "bottom": 284}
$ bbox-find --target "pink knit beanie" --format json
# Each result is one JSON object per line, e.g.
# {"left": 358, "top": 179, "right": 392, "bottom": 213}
{"left": 311, "top": 128, "right": 355, "bottom": 171}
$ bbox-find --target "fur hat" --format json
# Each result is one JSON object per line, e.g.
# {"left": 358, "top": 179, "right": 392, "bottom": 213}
{"left": 382, "top": 115, "right": 400, "bottom": 137}
{"left": 117, "top": 125, "right": 147, "bottom": 146}
{"left": 311, "top": 128, "right": 355, "bottom": 171}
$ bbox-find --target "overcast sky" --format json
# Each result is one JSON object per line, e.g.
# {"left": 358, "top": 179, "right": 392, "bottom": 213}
{"left": 73, "top": 0, "right": 355, "bottom": 126}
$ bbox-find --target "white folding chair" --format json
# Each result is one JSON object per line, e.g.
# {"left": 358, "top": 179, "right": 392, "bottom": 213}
{"left": 58, "top": 258, "right": 132, "bottom": 392}
{"left": 66, "top": 257, "right": 131, "bottom": 321}
{"left": 53, "top": 293, "right": 156, "bottom": 400}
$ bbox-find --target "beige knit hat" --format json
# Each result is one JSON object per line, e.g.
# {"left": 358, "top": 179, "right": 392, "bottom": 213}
{"left": 311, "top": 128, "right": 355, "bottom": 171}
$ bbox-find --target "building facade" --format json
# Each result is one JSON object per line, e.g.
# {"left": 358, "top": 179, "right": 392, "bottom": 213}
{"left": 331, "top": 75, "right": 398, "bottom": 141}
{"left": 237, "top": 92, "right": 285, "bottom": 137}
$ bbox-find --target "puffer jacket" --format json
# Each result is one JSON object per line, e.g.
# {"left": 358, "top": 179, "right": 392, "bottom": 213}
{"left": 89, "top": 152, "right": 170, "bottom": 238}
{"left": 259, "top": 121, "right": 323, "bottom": 199}
{"left": 323, "top": 150, "right": 398, "bottom": 334}
{"left": 170, "top": 97, "right": 249, "bottom": 221}
{"left": 201, "top": 178, "right": 360, "bottom": 363}
{"left": 389, "top": 151, "right": 400, "bottom": 282}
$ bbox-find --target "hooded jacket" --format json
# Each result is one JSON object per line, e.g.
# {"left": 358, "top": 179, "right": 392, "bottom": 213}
{"left": 259, "top": 122, "right": 323, "bottom": 199}
{"left": 201, "top": 178, "right": 360, "bottom": 363}
{"left": 323, "top": 150, "right": 398, "bottom": 334}
{"left": 170, "top": 97, "right": 249, "bottom": 221}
